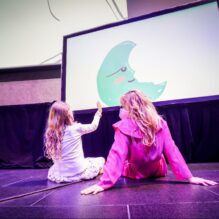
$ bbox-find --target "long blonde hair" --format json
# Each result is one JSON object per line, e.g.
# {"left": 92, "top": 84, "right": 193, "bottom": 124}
{"left": 44, "top": 101, "right": 74, "bottom": 159}
{"left": 120, "top": 90, "right": 161, "bottom": 146}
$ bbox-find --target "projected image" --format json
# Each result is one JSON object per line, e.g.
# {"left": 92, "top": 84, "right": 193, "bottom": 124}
{"left": 64, "top": 1, "right": 219, "bottom": 111}
{"left": 97, "top": 40, "right": 167, "bottom": 106}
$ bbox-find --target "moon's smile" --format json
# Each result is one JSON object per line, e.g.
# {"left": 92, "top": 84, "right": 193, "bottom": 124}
{"left": 128, "top": 78, "right": 135, "bottom": 83}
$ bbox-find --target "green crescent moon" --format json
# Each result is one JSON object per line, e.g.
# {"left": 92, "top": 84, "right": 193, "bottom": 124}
{"left": 97, "top": 40, "right": 167, "bottom": 106}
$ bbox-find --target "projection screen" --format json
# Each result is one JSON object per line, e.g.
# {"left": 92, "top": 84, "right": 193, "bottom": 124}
{"left": 62, "top": 0, "right": 219, "bottom": 111}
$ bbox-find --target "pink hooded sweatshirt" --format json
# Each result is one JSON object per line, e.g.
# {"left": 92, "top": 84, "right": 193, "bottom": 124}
{"left": 98, "top": 117, "right": 193, "bottom": 190}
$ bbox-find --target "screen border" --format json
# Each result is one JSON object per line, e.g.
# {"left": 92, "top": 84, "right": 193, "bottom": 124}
{"left": 61, "top": 0, "right": 218, "bottom": 112}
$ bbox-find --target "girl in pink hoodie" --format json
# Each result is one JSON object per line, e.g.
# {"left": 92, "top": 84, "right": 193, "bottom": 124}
{"left": 81, "top": 90, "right": 217, "bottom": 195}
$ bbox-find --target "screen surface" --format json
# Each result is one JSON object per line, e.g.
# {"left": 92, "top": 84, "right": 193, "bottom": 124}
{"left": 63, "top": 1, "right": 219, "bottom": 110}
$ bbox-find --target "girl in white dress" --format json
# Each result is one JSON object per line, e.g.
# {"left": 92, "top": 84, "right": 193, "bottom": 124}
{"left": 44, "top": 101, "right": 105, "bottom": 183}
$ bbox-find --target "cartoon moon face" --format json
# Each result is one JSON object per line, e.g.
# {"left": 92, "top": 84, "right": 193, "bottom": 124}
{"left": 97, "top": 41, "right": 167, "bottom": 106}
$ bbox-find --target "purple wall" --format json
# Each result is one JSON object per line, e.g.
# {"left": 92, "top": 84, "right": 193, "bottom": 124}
{"left": 127, "top": 0, "right": 199, "bottom": 18}
{"left": 0, "top": 65, "right": 61, "bottom": 106}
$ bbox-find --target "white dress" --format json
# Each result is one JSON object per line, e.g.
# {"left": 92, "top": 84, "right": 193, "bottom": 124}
{"left": 48, "top": 112, "right": 104, "bottom": 183}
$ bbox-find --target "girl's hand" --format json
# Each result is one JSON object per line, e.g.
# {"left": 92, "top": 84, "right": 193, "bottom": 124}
{"left": 81, "top": 184, "right": 104, "bottom": 195}
{"left": 97, "top": 101, "right": 102, "bottom": 114}
{"left": 188, "top": 177, "right": 217, "bottom": 186}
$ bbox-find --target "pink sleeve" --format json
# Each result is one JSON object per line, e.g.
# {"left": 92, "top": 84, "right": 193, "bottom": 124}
{"left": 162, "top": 121, "right": 193, "bottom": 180}
{"left": 98, "top": 129, "right": 129, "bottom": 190}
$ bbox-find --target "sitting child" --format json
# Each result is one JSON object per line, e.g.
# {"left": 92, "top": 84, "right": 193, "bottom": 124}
{"left": 81, "top": 90, "right": 217, "bottom": 195}
{"left": 44, "top": 101, "right": 105, "bottom": 183}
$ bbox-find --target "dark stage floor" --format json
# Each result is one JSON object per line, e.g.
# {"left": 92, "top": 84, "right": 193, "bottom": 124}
{"left": 0, "top": 163, "right": 219, "bottom": 219}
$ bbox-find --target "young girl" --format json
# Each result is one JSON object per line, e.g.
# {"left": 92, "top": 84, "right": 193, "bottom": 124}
{"left": 44, "top": 101, "right": 105, "bottom": 183}
{"left": 81, "top": 90, "right": 217, "bottom": 195}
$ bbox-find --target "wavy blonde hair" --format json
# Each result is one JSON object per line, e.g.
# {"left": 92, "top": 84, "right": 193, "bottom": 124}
{"left": 44, "top": 101, "right": 74, "bottom": 160}
{"left": 120, "top": 90, "right": 161, "bottom": 146}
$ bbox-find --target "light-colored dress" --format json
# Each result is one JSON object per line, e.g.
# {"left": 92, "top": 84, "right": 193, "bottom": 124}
{"left": 98, "top": 117, "right": 193, "bottom": 190}
{"left": 48, "top": 112, "right": 104, "bottom": 183}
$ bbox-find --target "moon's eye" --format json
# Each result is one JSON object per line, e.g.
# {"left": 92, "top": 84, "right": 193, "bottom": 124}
{"left": 121, "top": 66, "right": 127, "bottom": 72}
{"left": 106, "top": 66, "right": 127, "bottom": 78}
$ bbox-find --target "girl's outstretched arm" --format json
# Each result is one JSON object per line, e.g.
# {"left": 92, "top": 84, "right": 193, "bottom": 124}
{"left": 162, "top": 120, "right": 193, "bottom": 180}
{"left": 77, "top": 102, "right": 102, "bottom": 135}
{"left": 81, "top": 128, "right": 129, "bottom": 195}
{"left": 162, "top": 120, "right": 217, "bottom": 186}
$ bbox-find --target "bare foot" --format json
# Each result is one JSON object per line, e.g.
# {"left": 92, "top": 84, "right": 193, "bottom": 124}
{"left": 99, "top": 167, "right": 104, "bottom": 175}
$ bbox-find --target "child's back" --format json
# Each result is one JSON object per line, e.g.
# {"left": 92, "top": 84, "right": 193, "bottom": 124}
{"left": 45, "top": 101, "right": 105, "bottom": 183}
